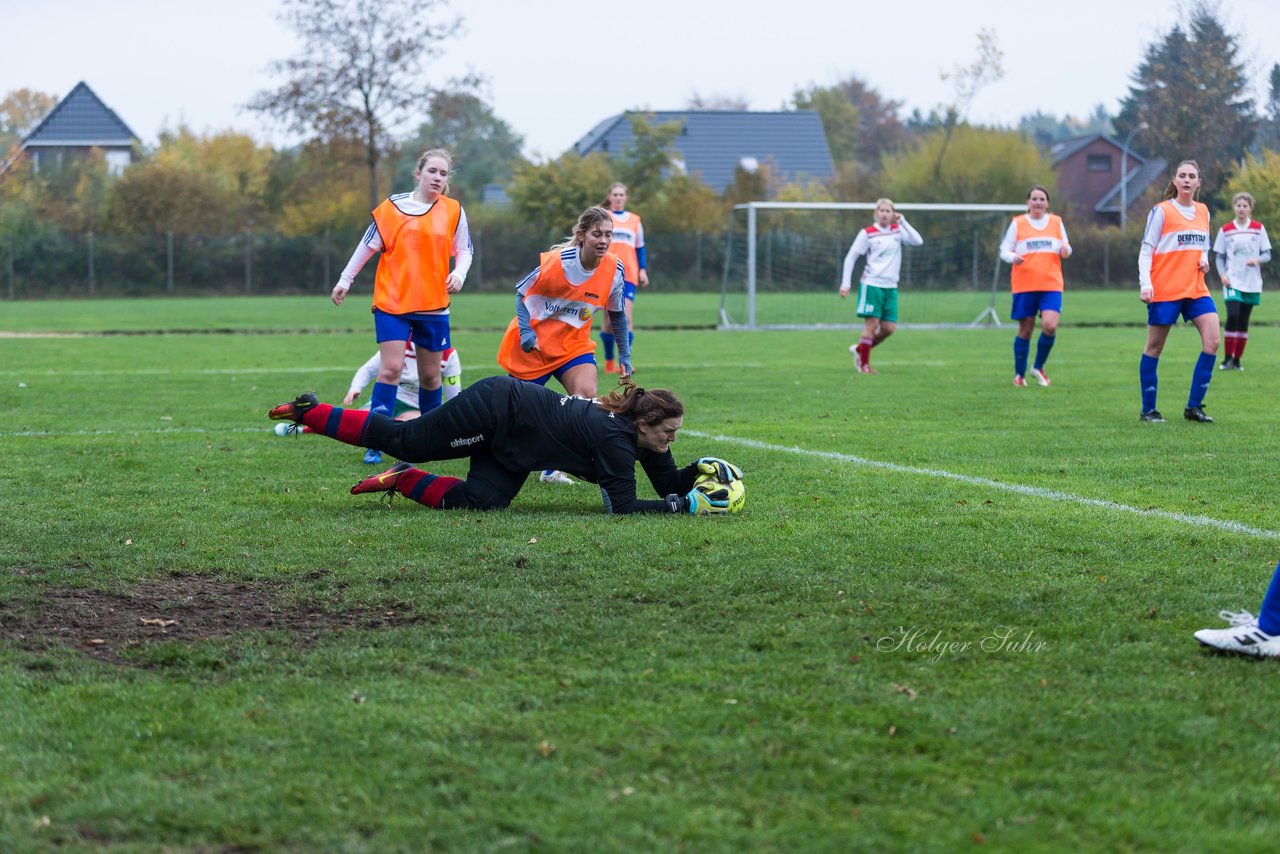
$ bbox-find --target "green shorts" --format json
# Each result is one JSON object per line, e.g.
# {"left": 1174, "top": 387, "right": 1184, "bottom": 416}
{"left": 1223, "top": 287, "right": 1262, "bottom": 306}
{"left": 856, "top": 283, "right": 899, "bottom": 323}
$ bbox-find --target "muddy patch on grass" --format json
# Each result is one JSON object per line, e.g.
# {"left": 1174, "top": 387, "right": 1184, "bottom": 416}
{"left": 0, "top": 573, "right": 426, "bottom": 667}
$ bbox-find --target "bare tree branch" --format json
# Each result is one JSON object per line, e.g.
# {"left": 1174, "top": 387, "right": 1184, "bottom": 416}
{"left": 247, "top": 0, "right": 466, "bottom": 209}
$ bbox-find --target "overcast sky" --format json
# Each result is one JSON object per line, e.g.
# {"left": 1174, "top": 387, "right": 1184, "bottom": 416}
{"left": 5, "top": 0, "right": 1279, "bottom": 159}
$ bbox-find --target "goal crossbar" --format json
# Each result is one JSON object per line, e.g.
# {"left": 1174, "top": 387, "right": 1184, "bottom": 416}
{"left": 733, "top": 202, "right": 1028, "bottom": 213}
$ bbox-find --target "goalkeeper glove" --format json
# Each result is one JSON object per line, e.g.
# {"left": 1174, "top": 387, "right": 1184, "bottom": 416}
{"left": 667, "top": 481, "right": 731, "bottom": 515}
{"left": 694, "top": 456, "right": 743, "bottom": 483}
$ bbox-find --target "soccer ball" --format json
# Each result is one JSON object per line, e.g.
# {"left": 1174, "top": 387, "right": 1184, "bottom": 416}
{"left": 694, "top": 472, "right": 746, "bottom": 514}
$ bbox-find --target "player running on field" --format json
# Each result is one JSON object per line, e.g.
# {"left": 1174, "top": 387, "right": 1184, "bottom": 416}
{"left": 1213, "top": 191, "right": 1271, "bottom": 371}
{"left": 999, "top": 185, "right": 1072, "bottom": 387}
{"left": 839, "top": 198, "right": 923, "bottom": 374}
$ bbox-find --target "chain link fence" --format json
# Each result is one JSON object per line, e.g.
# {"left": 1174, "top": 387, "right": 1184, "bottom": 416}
{"left": 1, "top": 220, "right": 1146, "bottom": 299}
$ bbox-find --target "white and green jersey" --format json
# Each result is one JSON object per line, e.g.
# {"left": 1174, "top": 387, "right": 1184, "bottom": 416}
{"left": 1213, "top": 218, "right": 1271, "bottom": 293}
{"left": 841, "top": 218, "right": 923, "bottom": 290}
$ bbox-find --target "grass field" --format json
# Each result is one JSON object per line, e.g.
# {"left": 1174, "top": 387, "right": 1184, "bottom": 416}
{"left": 3, "top": 293, "right": 1279, "bottom": 851}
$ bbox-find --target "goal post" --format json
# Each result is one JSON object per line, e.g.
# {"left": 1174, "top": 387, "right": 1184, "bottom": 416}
{"left": 719, "top": 201, "right": 1028, "bottom": 330}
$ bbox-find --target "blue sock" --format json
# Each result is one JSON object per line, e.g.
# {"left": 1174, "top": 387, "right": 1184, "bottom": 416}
{"left": 420, "top": 385, "right": 443, "bottom": 413}
{"left": 370, "top": 381, "right": 397, "bottom": 417}
{"left": 1033, "top": 333, "right": 1055, "bottom": 371}
{"left": 1140, "top": 354, "right": 1159, "bottom": 412}
{"left": 628, "top": 331, "right": 634, "bottom": 349}
{"left": 601, "top": 332, "right": 615, "bottom": 360}
{"left": 1187, "top": 351, "right": 1215, "bottom": 408}
{"left": 1258, "top": 561, "right": 1280, "bottom": 635}
{"left": 1013, "top": 336, "right": 1030, "bottom": 377}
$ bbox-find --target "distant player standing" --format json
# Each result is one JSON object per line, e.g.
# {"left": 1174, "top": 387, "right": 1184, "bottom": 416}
{"left": 331, "top": 148, "right": 472, "bottom": 424}
{"left": 1214, "top": 191, "right": 1271, "bottom": 371}
{"left": 839, "top": 198, "right": 923, "bottom": 374}
{"left": 1137, "top": 160, "right": 1219, "bottom": 423}
{"left": 599, "top": 182, "right": 647, "bottom": 374}
{"left": 999, "top": 186, "right": 1071, "bottom": 387}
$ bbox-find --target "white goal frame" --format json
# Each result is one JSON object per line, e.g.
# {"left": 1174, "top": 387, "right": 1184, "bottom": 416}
{"left": 720, "top": 201, "right": 1028, "bottom": 330}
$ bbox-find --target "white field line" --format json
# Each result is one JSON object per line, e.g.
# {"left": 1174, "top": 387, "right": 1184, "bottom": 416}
{"left": 0, "top": 362, "right": 764, "bottom": 379}
{"left": 683, "top": 430, "right": 1280, "bottom": 541}
{"left": 3, "top": 426, "right": 281, "bottom": 438}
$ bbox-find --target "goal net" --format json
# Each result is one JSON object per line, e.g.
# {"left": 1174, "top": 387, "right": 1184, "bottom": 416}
{"left": 719, "top": 202, "right": 1027, "bottom": 329}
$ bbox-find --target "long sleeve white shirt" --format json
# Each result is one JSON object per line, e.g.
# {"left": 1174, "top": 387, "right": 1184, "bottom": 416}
{"left": 840, "top": 217, "right": 923, "bottom": 290}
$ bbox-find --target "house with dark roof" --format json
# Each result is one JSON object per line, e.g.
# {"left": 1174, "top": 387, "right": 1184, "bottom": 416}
{"left": 1050, "top": 133, "right": 1166, "bottom": 226}
{"left": 9, "top": 81, "right": 139, "bottom": 176}
{"left": 573, "top": 111, "right": 835, "bottom": 195}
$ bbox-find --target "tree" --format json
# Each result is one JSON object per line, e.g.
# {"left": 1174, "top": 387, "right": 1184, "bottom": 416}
{"left": 614, "top": 114, "right": 684, "bottom": 199}
{"left": 685, "top": 92, "right": 750, "bottom": 110}
{"left": 152, "top": 127, "right": 275, "bottom": 231}
{"left": 931, "top": 29, "right": 1004, "bottom": 181}
{"left": 1256, "top": 64, "right": 1280, "bottom": 153}
{"left": 106, "top": 159, "right": 231, "bottom": 238}
{"left": 793, "top": 86, "right": 860, "bottom": 167}
{"left": 248, "top": 0, "right": 467, "bottom": 211}
{"left": 793, "top": 76, "right": 907, "bottom": 179}
{"left": 505, "top": 153, "right": 616, "bottom": 240}
{"left": 272, "top": 138, "right": 369, "bottom": 239}
{"left": 1225, "top": 149, "right": 1280, "bottom": 226}
{"left": 1114, "top": 3, "right": 1254, "bottom": 190}
{"left": 1017, "top": 106, "right": 1113, "bottom": 147}
{"left": 104, "top": 128, "right": 275, "bottom": 237}
{"left": 0, "top": 88, "right": 57, "bottom": 159}
{"left": 392, "top": 91, "right": 524, "bottom": 205}
{"left": 881, "top": 125, "right": 1051, "bottom": 204}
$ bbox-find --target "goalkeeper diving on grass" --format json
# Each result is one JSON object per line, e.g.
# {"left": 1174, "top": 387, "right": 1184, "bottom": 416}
{"left": 268, "top": 376, "right": 744, "bottom": 515}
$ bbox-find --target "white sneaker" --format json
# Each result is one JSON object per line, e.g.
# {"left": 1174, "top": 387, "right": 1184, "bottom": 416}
{"left": 1194, "top": 610, "right": 1280, "bottom": 658}
{"left": 539, "top": 470, "right": 575, "bottom": 485}
{"left": 1030, "top": 367, "right": 1051, "bottom": 387}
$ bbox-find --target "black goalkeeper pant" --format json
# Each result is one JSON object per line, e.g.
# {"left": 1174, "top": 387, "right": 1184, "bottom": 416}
{"left": 360, "top": 376, "right": 529, "bottom": 510}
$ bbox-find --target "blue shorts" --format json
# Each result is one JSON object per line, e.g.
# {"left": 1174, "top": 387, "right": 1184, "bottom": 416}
{"left": 623, "top": 281, "right": 638, "bottom": 301}
{"left": 518, "top": 352, "right": 597, "bottom": 387}
{"left": 1011, "top": 291, "right": 1063, "bottom": 320}
{"left": 1147, "top": 296, "right": 1217, "bottom": 326}
{"left": 373, "top": 309, "right": 450, "bottom": 351}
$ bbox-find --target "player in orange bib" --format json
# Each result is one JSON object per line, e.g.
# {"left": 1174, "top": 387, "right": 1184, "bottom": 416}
{"left": 1137, "top": 160, "right": 1219, "bottom": 423}
{"left": 999, "top": 186, "right": 1071, "bottom": 387}
{"left": 599, "top": 182, "right": 647, "bottom": 373}
{"left": 330, "top": 148, "right": 472, "bottom": 429}
{"left": 497, "top": 206, "right": 630, "bottom": 484}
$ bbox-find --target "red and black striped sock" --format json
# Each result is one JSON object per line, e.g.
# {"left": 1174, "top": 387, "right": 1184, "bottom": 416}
{"left": 300, "top": 404, "right": 371, "bottom": 446}
{"left": 399, "top": 470, "right": 463, "bottom": 508}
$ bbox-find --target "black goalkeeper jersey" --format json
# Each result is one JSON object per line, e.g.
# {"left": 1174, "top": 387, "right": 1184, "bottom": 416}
{"left": 486, "top": 377, "right": 695, "bottom": 514}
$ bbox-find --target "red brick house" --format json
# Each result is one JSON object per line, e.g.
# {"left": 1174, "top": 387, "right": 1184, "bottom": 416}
{"left": 1051, "top": 134, "right": 1166, "bottom": 226}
